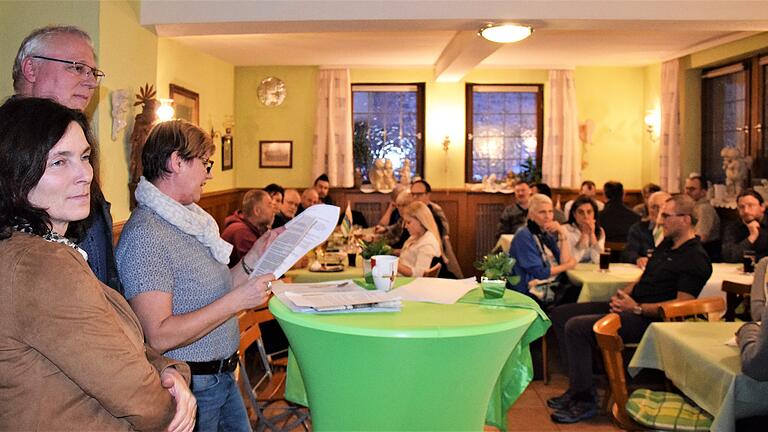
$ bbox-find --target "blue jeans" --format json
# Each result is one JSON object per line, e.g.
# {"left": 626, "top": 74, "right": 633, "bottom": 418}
{"left": 192, "top": 372, "right": 251, "bottom": 432}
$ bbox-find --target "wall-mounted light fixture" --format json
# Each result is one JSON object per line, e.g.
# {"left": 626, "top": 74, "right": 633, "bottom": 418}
{"left": 156, "top": 98, "right": 175, "bottom": 122}
{"left": 478, "top": 23, "right": 533, "bottom": 43}
{"left": 442, "top": 136, "right": 451, "bottom": 152}
{"left": 644, "top": 108, "right": 661, "bottom": 142}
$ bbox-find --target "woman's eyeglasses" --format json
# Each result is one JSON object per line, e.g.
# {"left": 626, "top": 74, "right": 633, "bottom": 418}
{"left": 32, "top": 55, "right": 106, "bottom": 84}
{"left": 200, "top": 158, "right": 214, "bottom": 174}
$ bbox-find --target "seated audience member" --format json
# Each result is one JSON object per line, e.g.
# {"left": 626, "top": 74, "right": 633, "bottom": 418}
{"left": 221, "top": 189, "right": 275, "bottom": 267}
{"left": 563, "top": 180, "right": 604, "bottom": 216}
{"left": 598, "top": 181, "right": 640, "bottom": 243}
{"left": 722, "top": 189, "right": 768, "bottom": 263}
{"left": 377, "top": 184, "right": 408, "bottom": 226}
{"left": 0, "top": 98, "right": 195, "bottom": 431}
{"left": 397, "top": 202, "right": 442, "bottom": 277}
{"left": 497, "top": 181, "right": 532, "bottom": 238}
{"left": 632, "top": 182, "right": 662, "bottom": 219}
{"left": 297, "top": 188, "right": 320, "bottom": 214}
{"left": 116, "top": 120, "right": 275, "bottom": 432}
{"left": 264, "top": 183, "right": 284, "bottom": 214}
{"left": 564, "top": 195, "right": 605, "bottom": 263}
{"left": 314, "top": 173, "right": 333, "bottom": 205}
{"left": 274, "top": 188, "right": 300, "bottom": 228}
{"left": 532, "top": 182, "right": 567, "bottom": 223}
{"left": 411, "top": 179, "right": 463, "bottom": 277}
{"left": 684, "top": 174, "right": 721, "bottom": 259}
{"left": 622, "top": 191, "right": 670, "bottom": 267}
{"left": 548, "top": 194, "right": 712, "bottom": 424}
{"left": 737, "top": 308, "right": 768, "bottom": 381}
{"left": 377, "top": 190, "right": 413, "bottom": 249}
{"left": 509, "top": 194, "right": 577, "bottom": 300}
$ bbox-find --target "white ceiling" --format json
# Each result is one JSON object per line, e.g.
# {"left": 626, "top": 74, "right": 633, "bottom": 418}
{"left": 141, "top": 0, "right": 768, "bottom": 77}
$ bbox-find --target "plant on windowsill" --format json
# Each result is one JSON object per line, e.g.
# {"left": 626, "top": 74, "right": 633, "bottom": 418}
{"left": 474, "top": 252, "right": 519, "bottom": 299}
{"left": 360, "top": 239, "right": 394, "bottom": 284}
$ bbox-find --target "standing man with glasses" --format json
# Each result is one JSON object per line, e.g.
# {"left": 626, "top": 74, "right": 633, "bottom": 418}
{"left": 547, "top": 194, "right": 711, "bottom": 424}
{"left": 13, "top": 26, "right": 118, "bottom": 292}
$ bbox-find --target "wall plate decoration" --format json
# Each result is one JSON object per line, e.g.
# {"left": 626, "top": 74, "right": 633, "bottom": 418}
{"left": 257, "top": 76, "right": 287, "bottom": 107}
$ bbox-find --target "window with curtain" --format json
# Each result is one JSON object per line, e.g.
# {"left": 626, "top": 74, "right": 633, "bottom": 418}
{"left": 465, "top": 84, "right": 543, "bottom": 183}
{"left": 701, "top": 56, "right": 768, "bottom": 183}
{"left": 351, "top": 83, "right": 424, "bottom": 182}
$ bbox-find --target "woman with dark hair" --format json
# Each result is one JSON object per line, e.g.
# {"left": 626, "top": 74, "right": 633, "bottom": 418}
{"left": 116, "top": 119, "right": 275, "bottom": 432}
{"left": 0, "top": 97, "right": 195, "bottom": 431}
{"left": 564, "top": 195, "right": 605, "bottom": 263}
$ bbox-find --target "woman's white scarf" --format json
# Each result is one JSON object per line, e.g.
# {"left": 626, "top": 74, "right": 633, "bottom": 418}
{"left": 135, "top": 177, "right": 232, "bottom": 264}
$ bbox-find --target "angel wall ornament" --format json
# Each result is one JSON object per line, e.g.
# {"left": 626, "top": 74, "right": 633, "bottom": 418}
{"left": 110, "top": 89, "right": 130, "bottom": 141}
{"left": 721, "top": 146, "right": 752, "bottom": 197}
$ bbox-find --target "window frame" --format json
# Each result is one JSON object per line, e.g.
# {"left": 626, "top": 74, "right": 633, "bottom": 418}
{"left": 464, "top": 83, "right": 544, "bottom": 183}
{"left": 351, "top": 82, "right": 426, "bottom": 182}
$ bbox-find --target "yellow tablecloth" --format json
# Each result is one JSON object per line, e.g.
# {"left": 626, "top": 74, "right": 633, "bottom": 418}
{"left": 629, "top": 322, "right": 768, "bottom": 432}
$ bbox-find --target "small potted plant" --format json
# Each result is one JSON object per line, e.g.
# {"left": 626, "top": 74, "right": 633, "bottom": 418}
{"left": 474, "top": 252, "right": 519, "bottom": 299}
{"left": 360, "top": 239, "right": 393, "bottom": 284}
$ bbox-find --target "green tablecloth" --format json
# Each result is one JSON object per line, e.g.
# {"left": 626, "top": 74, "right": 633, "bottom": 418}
{"left": 629, "top": 322, "right": 768, "bottom": 432}
{"left": 272, "top": 287, "right": 549, "bottom": 431}
{"left": 566, "top": 263, "right": 642, "bottom": 302}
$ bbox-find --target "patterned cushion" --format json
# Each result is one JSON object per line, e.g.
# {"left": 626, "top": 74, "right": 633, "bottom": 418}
{"left": 626, "top": 389, "right": 713, "bottom": 431}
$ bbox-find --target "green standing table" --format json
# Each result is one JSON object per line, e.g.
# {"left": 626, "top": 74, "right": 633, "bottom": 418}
{"left": 270, "top": 288, "right": 549, "bottom": 431}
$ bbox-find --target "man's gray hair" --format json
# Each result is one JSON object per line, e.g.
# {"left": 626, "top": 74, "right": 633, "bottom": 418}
{"left": 527, "top": 193, "right": 553, "bottom": 215}
{"left": 12, "top": 25, "right": 94, "bottom": 92}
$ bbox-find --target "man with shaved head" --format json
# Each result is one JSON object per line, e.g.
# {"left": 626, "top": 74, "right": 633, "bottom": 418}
{"left": 297, "top": 188, "right": 320, "bottom": 215}
{"left": 274, "top": 188, "right": 301, "bottom": 228}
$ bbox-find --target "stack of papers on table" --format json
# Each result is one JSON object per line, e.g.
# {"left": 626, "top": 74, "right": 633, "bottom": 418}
{"left": 272, "top": 280, "right": 401, "bottom": 313}
{"left": 392, "top": 277, "right": 478, "bottom": 304}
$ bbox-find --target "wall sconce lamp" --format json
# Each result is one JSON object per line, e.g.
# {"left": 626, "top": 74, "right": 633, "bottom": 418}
{"left": 156, "top": 98, "right": 175, "bottom": 122}
{"left": 442, "top": 135, "right": 451, "bottom": 152}
{"left": 644, "top": 109, "right": 661, "bottom": 142}
{"left": 478, "top": 23, "right": 533, "bottom": 43}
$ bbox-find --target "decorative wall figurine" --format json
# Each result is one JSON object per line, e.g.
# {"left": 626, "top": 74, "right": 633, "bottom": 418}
{"left": 370, "top": 159, "right": 385, "bottom": 191}
{"left": 110, "top": 89, "right": 130, "bottom": 141}
{"left": 399, "top": 159, "right": 411, "bottom": 185}
{"left": 382, "top": 159, "right": 396, "bottom": 190}
{"left": 721, "top": 146, "right": 752, "bottom": 196}
{"left": 129, "top": 84, "right": 159, "bottom": 185}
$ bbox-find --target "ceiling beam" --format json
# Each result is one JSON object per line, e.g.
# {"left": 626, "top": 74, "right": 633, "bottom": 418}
{"left": 434, "top": 31, "right": 502, "bottom": 82}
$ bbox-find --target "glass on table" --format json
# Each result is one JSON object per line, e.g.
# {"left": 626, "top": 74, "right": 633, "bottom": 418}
{"left": 743, "top": 251, "right": 756, "bottom": 273}
{"left": 599, "top": 248, "right": 611, "bottom": 272}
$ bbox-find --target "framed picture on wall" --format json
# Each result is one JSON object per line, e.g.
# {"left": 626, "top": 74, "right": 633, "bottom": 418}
{"left": 259, "top": 140, "right": 293, "bottom": 168}
{"left": 169, "top": 84, "right": 199, "bottom": 125}
{"left": 221, "top": 133, "right": 233, "bottom": 171}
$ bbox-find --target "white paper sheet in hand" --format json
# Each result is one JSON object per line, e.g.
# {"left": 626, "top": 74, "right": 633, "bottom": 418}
{"left": 250, "top": 204, "right": 339, "bottom": 278}
{"left": 392, "top": 277, "right": 478, "bottom": 304}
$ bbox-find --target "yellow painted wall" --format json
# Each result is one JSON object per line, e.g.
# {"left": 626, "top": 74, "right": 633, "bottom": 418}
{"left": 642, "top": 63, "right": 661, "bottom": 186}
{"left": 690, "top": 32, "right": 768, "bottom": 69}
{"left": 156, "top": 38, "right": 236, "bottom": 193}
{"left": 98, "top": 0, "right": 157, "bottom": 221}
{"left": 234, "top": 66, "right": 318, "bottom": 188}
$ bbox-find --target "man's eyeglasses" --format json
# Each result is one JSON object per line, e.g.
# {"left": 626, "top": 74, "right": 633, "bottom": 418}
{"left": 32, "top": 55, "right": 105, "bottom": 84}
{"left": 660, "top": 213, "right": 688, "bottom": 220}
{"left": 200, "top": 158, "right": 214, "bottom": 174}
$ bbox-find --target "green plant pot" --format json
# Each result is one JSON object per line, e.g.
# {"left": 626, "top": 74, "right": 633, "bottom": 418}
{"left": 480, "top": 278, "right": 506, "bottom": 299}
{"left": 363, "top": 258, "right": 373, "bottom": 284}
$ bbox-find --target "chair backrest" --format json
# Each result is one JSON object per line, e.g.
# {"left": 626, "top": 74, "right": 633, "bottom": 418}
{"left": 593, "top": 313, "right": 640, "bottom": 430}
{"left": 423, "top": 262, "right": 441, "bottom": 277}
{"left": 659, "top": 296, "right": 725, "bottom": 322}
{"left": 722, "top": 280, "right": 751, "bottom": 322}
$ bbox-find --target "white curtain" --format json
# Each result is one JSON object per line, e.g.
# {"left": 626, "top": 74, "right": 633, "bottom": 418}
{"left": 543, "top": 70, "right": 581, "bottom": 187}
{"left": 313, "top": 69, "right": 354, "bottom": 187}
{"left": 659, "top": 59, "right": 681, "bottom": 193}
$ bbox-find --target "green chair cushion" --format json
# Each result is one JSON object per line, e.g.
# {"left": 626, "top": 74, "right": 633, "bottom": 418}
{"left": 626, "top": 389, "right": 713, "bottom": 431}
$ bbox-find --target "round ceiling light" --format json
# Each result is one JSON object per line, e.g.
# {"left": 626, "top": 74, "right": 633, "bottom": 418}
{"left": 479, "top": 23, "right": 533, "bottom": 43}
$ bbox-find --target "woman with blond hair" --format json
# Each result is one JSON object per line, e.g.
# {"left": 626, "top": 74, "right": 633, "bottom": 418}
{"left": 397, "top": 201, "right": 442, "bottom": 276}
{"left": 509, "top": 193, "right": 577, "bottom": 304}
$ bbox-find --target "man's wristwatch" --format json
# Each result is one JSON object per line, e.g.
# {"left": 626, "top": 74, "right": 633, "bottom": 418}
{"left": 633, "top": 304, "right": 643, "bottom": 315}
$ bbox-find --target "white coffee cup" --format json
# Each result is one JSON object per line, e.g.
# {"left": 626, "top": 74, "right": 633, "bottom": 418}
{"left": 371, "top": 255, "right": 398, "bottom": 291}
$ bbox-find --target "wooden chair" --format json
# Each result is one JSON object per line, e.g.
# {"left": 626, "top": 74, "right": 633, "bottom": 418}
{"left": 659, "top": 297, "right": 725, "bottom": 322}
{"left": 593, "top": 313, "right": 647, "bottom": 430}
{"left": 237, "top": 309, "right": 309, "bottom": 431}
{"left": 721, "top": 281, "right": 751, "bottom": 322}
{"left": 423, "top": 262, "right": 441, "bottom": 277}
